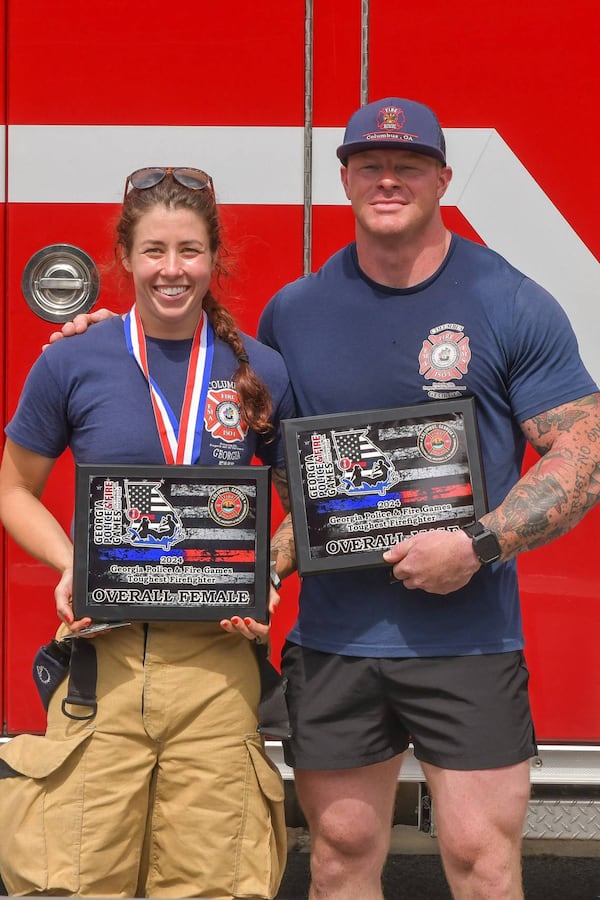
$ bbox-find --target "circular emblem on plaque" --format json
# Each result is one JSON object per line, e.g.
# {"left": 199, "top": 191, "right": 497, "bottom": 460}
{"left": 417, "top": 422, "right": 459, "bottom": 462}
{"left": 208, "top": 486, "right": 249, "bottom": 527}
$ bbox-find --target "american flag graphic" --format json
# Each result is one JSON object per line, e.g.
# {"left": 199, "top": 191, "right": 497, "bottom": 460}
{"left": 125, "top": 481, "right": 174, "bottom": 522}
{"left": 332, "top": 428, "right": 384, "bottom": 469}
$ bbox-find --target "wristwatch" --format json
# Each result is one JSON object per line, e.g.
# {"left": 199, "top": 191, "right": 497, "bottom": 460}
{"left": 270, "top": 565, "right": 282, "bottom": 591}
{"left": 462, "top": 522, "right": 502, "bottom": 566}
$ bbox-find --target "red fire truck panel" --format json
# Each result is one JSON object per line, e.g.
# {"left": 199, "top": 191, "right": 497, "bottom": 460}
{"left": 1, "top": 0, "right": 599, "bottom": 750}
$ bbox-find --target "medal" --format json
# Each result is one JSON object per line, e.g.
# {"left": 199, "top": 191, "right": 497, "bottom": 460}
{"left": 124, "top": 305, "right": 214, "bottom": 464}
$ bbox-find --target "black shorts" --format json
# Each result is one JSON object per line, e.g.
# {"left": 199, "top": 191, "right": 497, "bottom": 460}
{"left": 281, "top": 643, "right": 537, "bottom": 771}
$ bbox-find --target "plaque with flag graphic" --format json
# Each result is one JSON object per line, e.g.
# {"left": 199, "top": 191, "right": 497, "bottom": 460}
{"left": 282, "top": 399, "right": 488, "bottom": 575}
{"left": 73, "top": 465, "right": 271, "bottom": 620}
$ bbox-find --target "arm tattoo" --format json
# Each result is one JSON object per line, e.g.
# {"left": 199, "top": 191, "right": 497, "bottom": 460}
{"left": 272, "top": 467, "right": 291, "bottom": 514}
{"left": 270, "top": 468, "right": 297, "bottom": 578}
{"left": 525, "top": 405, "right": 588, "bottom": 452}
{"left": 484, "top": 394, "right": 600, "bottom": 559}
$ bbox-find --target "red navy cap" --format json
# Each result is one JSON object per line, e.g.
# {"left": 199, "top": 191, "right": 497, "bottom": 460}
{"left": 337, "top": 97, "right": 447, "bottom": 166}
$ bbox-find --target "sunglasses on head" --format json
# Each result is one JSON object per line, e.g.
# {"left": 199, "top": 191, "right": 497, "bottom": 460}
{"left": 123, "top": 167, "right": 214, "bottom": 204}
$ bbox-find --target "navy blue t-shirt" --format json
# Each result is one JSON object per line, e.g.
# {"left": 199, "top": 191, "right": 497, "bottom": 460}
{"left": 7, "top": 316, "right": 295, "bottom": 469}
{"left": 258, "top": 235, "right": 597, "bottom": 657}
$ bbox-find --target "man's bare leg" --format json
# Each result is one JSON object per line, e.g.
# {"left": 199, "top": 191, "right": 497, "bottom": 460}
{"left": 422, "top": 760, "right": 530, "bottom": 899}
{"left": 295, "top": 754, "right": 404, "bottom": 900}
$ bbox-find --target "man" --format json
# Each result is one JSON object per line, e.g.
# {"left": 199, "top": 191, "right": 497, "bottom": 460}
{"left": 257, "top": 98, "right": 600, "bottom": 899}
{"left": 52, "top": 98, "right": 600, "bottom": 899}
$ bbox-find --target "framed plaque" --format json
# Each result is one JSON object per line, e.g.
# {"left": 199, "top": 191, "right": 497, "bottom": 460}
{"left": 282, "top": 398, "right": 488, "bottom": 575}
{"left": 73, "top": 464, "right": 271, "bottom": 621}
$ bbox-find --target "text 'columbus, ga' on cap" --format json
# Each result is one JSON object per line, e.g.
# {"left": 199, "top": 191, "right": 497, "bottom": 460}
{"left": 336, "top": 97, "right": 447, "bottom": 166}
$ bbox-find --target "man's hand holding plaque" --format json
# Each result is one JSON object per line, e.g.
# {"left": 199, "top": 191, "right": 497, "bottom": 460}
{"left": 282, "top": 398, "right": 488, "bottom": 576}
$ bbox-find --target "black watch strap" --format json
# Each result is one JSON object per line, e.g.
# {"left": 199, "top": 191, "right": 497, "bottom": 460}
{"left": 269, "top": 565, "right": 282, "bottom": 591}
{"left": 463, "top": 522, "right": 502, "bottom": 566}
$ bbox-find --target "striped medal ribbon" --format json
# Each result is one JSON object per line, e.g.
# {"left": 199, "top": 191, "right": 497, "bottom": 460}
{"left": 124, "top": 305, "right": 214, "bottom": 464}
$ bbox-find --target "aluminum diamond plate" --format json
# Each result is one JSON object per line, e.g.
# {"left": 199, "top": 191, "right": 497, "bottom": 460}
{"left": 524, "top": 800, "right": 600, "bottom": 840}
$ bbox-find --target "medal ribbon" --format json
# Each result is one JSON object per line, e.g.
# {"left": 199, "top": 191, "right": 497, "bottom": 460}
{"left": 124, "top": 306, "right": 214, "bottom": 464}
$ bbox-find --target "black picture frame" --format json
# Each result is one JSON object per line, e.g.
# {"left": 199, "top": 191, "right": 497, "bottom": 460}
{"left": 282, "top": 398, "right": 488, "bottom": 575}
{"left": 72, "top": 464, "right": 271, "bottom": 621}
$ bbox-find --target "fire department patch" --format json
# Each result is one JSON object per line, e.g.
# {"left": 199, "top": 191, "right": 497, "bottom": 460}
{"left": 376, "top": 104, "right": 406, "bottom": 132}
{"left": 361, "top": 105, "right": 420, "bottom": 146}
{"left": 204, "top": 388, "right": 248, "bottom": 443}
{"left": 208, "top": 485, "right": 249, "bottom": 527}
{"left": 417, "top": 422, "right": 459, "bottom": 462}
{"left": 419, "top": 327, "right": 471, "bottom": 382}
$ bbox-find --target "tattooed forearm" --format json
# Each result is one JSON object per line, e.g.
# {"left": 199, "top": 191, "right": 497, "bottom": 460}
{"left": 497, "top": 474, "right": 569, "bottom": 537}
{"left": 270, "top": 468, "right": 297, "bottom": 578}
{"left": 484, "top": 394, "right": 600, "bottom": 559}
{"left": 272, "top": 467, "right": 291, "bottom": 514}
{"left": 270, "top": 513, "right": 297, "bottom": 578}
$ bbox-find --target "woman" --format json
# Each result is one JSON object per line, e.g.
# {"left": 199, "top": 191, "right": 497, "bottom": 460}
{"left": 0, "top": 167, "right": 294, "bottom": 899}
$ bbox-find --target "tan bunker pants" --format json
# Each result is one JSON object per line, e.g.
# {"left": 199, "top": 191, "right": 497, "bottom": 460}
{"left": 0, "top": 622, "right": 286, "bottom": 898}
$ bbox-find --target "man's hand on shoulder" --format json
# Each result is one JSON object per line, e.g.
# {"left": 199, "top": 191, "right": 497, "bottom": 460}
{"left": 44, "top": 308, "right": 118, "bottom": 349}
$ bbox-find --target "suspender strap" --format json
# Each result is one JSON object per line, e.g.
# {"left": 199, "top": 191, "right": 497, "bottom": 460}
{"left": 61, "top": 639, "right": 98, "bottom": 721}
{"left": 32, "top": 638, "right": 72, "bottom": 711}
{"left": 254, "top": 641, "right": 292, "bottom": 740}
